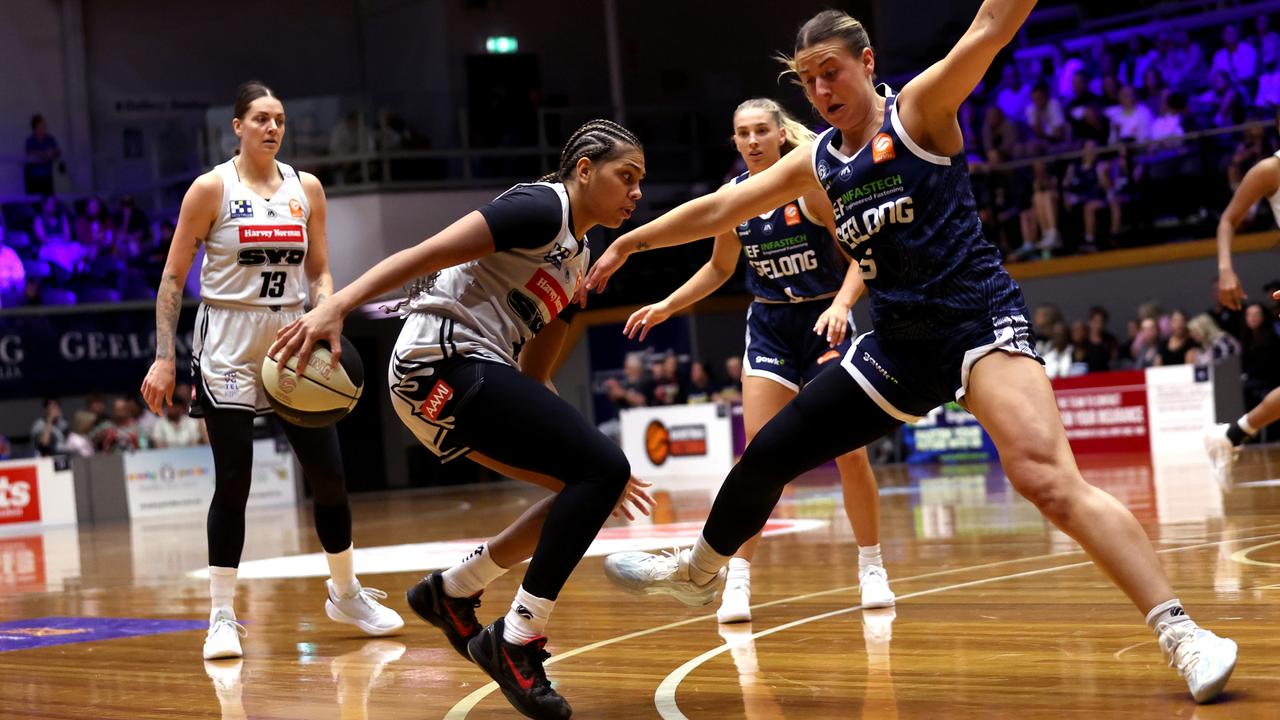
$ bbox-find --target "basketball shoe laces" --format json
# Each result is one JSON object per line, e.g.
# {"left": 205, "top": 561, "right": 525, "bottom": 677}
{"left": 1158, "top": 621, "right": 1203, "bottom": 678}
{"left": 349, "top": 586, "right": 391, "bottom": 610}
{"left": 210, "top": 615, "right": 247, "bottom": 640}
{"left": 507, "top": 637, "right": 555, "bottom": 695}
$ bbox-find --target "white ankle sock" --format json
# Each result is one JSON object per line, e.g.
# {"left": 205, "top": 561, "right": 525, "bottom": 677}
{"left": 726, "top": 557, "right": 751, "bottom": 584}
{"left": 442, "top": 543, "right": 508, "bottom": 598}
{"left": 688, "top": 535, "right": 732, "bottom": 586}
{"left": 209, "top": 566, "right": 238, "bottom": 613}
{"left": 325, "top": 545, "right": 357, "bottom": 596}
{"left": 1145, "top": 598, "right": 1193, "bottom": 631}
{"left": 503, "top": 586, "right": 554, "bottom": 645}
{"left": 858, "top": 544, "right": 884, "bottom": 574}
{"left": 1238, "top": 414, "right": 1259, "bottom": 436}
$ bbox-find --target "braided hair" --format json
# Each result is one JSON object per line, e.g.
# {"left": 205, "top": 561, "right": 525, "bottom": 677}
{"left": 538, "top": 119, "right": 642, "bottom": 183}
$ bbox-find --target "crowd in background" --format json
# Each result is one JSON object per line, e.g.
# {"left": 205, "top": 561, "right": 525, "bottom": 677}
{"left": 603, "top": 352, "right": 744, "bottom": 412}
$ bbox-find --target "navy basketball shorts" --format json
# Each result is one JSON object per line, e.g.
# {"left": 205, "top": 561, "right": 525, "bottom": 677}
{"left": 743, "top": 300, "right": 854, "bottom": 391}
{"left": 839, "top": 312, "right": 1041, "bottom": 422}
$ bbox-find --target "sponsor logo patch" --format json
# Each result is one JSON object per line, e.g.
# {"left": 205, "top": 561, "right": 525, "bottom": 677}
{"left": 784, "top": 203, "right": 801, "bottom": 226}
{"left": 229, "top": 200, "right": 254, "bottom": 219}
{"left": 524, "top": 268, "right": 568, "bottom": 318}
{"left": 420, "top": 379, "right": 454, "bottom": 421}
{"left": 289, "top": 199, "right": 304, "bottom": 218}
{"left": 239, "top": 226, "right": 304, "bottom": 243}
{"left": 872, "top": 133, "right": 895, "bottom": 164}
{"left": 0, "top": 467, "right": 39, "bottom": 524}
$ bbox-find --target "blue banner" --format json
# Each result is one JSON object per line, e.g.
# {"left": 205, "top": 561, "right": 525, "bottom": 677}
{"left": 0, "top": 305, "right": 195, "bottom": 399}
{"left": 900, "top": 402, "right": 999, "bottom": 464}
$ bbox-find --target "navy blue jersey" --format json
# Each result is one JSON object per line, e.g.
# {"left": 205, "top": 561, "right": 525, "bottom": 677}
{"left": 732, "top": 172, "right": 848, "bottom": 302}
{"left": 812, "top": 87, "right": 1025, "bottom": 340}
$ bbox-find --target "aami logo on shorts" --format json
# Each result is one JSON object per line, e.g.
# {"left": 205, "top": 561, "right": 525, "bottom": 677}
{"left": 0, "top": 466, "right": 40, "bottom": 524}
{"left": 644, "top": 420, "right": 708, "bottom": 466}
{"left": 524, "top": 269, "right": 568, "bottom": 318}
{"left": 238, "top": 226, "right": 304, "bottom": 243}
{"left": 420, "top": 379, "right": 454, "bottom": 421}
{"left": 784, "top": 204, "right": 801, "bottom": 226}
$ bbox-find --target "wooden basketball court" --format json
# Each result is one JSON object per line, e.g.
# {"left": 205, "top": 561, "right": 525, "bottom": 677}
{"left": 2, "top": 448, "right": 1278, "bottom": 718}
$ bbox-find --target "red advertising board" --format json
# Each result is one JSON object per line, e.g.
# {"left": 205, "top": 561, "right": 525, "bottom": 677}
{"left": 1051, "top": 370, "right": 1151, "bottom": 454}
{"left": 0, "top": 464, "right": 41, "bottom": 524}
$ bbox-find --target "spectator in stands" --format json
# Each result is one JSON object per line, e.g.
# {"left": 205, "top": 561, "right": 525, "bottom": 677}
{"left": 1151, "top": 92, "right": 1191, "bottom": 144}
{"left": 114, "top": 195, "right": 150, "bottom": 247}
{"left": 23, "top": 114, "right": 60, "bottom": 197}
{"left": 128, "top": 395, "right": 156, "bottom": 437}
{"left": 1123, "top": 36, "right": 1162, "bottom": 91}
{"left": 1242, "top": 302, "right": 1280, "bottom": 408}
{"left": 1163, "top": 30, "right": 1206, "bottom": 92}
{"left": 1213, "top": 23, "right": 1259, "bottom": 84}
{"left": 1227, "top": 123, "right": 1267, "bottom": 193}
{"left": 33, "top": 194, "right": 71, "bottom": 243}
{"left": 1073, "top": 103, "right": 1112, "bottom": 146}
{"left": 0, "top": 215, "right": 24, "bottom": 305}
{"left": 1160, "top": 309, "right": 1197, "bottom": 366}
{"left": 981, "top": 106, "right": 1019, "bottom": 159}
{"left": 717, "top": 356, "right": 744, "bottom": 402}
{"left": 93, "top": 397, "right": 147, "bottom": 453}
{"left": 1070, "top": 319, "right": 1089, "bottom": 365}
{"left": 30, "top": 398, "right": 68, "bottom": 456}
{"left": 1025, "top": 82, "right": 1067, "bottom": 149}
{"left": 1188, "top": 313, "right": 1241, "bottom": 366}
{"left": 1032, "top": 302, "right": 1063, "bottom": 355}
{"left": 1258, "top": 14, "right": 1280, "bottom": 68}
{"left": 650, "top": 354, "right": 685, "bottom": 406}
{"left": 74, "top": 196, "right": 111, "bottom": 250}
{"left": 1062, "top": 140, "right": 1109, "bottom": 251}
{"left": 1256, "top": 57, "right": 1280, "bottom": 109}
{"left": 1084, "top": 305, "right": 1120, "bottom": 372}
{"left": 1026, "top": 160, "right": 1062, "bottom": 253}
{"left": 608, "top": 353, "right": 650, "bottom": 410}
{"left": 686, "top": 361, "right": 716, "bottom": 404}
{"left": 1133, "top": 317, "right": 1162, "bottom": 369}
{"left": 1198, "top": 70, "right": 1248, "bottom": 128}
{"left": 1108, "top": 85, "right": 1154, "bottom": 144}
{"left": 1208, "top": 278, "right": 1244, "bottom": 340}
{"left": 1140, "top": 68, "right": 1168, "bottom": 114}
{"left": 1042, "top": 321, "right": 1075, "bottom": 379}
{"left": 64, "top": 410, "right": 96, "bottom": 457}
{"left": 994, "top": 63, "right": 1031, "bottom": 125}
{"left": 1065, "top": 69, "right": 1104, "bottom": 140}
{"left": 150, "top": 384, "right": 206, "bottom": 448}
{"left": 85, "top": 391, "right": 108, "bottom": 426}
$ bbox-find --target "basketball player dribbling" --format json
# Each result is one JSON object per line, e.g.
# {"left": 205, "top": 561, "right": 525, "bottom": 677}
{"left": 140, "top": 81, "right": 403, "bottom": 662}
{"left": 271, "top": 119, "right": 647, "bottom": 719}
{"left": 621, "top": 97, "right": 894, "bottom": 622}
{"left": 1207, "top": 136, "right": 1280, "bottom": 487}
{"left": 588, "top": 3, "right": 1238, "bottom": 703}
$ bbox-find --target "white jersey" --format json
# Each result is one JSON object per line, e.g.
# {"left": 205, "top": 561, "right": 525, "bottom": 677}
{"left": 201, "top": 159, "right": 310, "bottom": 307}
{"left": 398, "top": 182, "right": 587, "bottom": 367}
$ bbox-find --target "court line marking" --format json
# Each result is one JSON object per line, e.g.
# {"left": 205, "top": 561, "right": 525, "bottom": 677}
{"left": 1229, "top": 538, "right": 1280, "bottom": 568}
{"left": 443, "top": 522, "right": 1280, "bottom": 718}
{"left": 653, "top": 530, "right": 1280, "bottom": 719}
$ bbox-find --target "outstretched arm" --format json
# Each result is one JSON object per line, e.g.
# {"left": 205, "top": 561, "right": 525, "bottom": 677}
{"left": 1218, "top": 158, "right": 1280, "bottom": 310}
{"left": 898, "top": 0, "right": 1038, "bottom": 156}
{"left": 585, "top": 147, "right": 819, "bottom": 292}
{"left": 625, "top": 230, "right": 741, "bottom": 341}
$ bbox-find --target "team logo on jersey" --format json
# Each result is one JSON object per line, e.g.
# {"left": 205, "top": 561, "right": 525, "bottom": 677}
{"left": 266, "top": 208, "right": 277, "bottom": 218}
{"left": 543, "top": 243, "right": 572, "bottom": 270}
{"left": 506, "top": 290, "right": 547, "bottom": 334}
{"left": 817, "top": 160, "right": 831, "bottom": 180}
{"left": 229, "top": 200, "right": 254, "bottom": 219}
{"left": 784, "top": 204, "right": 801, "bottom": 227}
{"left": 762, "top": 222, "right": 774, "bottom": 236}
{"left": 224, "top": 370, "right": 239, "bottom": 393}
{"left": 289, "top": 199, "right": 304, "bottom": 218}
{"left": 872, "top": 133, "right": 896, "bottom": 164}
{"left": 238, "top": 247, "right": 305, "bottom": 266}
{"left": 838, "top": 164, "right": 854, "bottom": 181}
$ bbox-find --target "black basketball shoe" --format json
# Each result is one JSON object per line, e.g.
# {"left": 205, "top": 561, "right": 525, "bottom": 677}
{"left": 467, "top": 618, "right": 572, "bottom": 719}
{"left": 406, "top": 570, "right": 482, "bottom": 660}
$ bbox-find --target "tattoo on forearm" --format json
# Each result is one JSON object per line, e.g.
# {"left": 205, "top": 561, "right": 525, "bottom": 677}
{"left": 154, "top": 274, "right": 183, "bottom": 360}
{"left": 636, "top": 241, "right": 650, "bottom": 251}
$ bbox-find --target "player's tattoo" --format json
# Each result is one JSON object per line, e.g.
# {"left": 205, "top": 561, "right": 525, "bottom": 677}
{"left": 154, "top": 242, "right": 198, "bottom": 361}
{"left": 636, "top": 241, "right": 650, "bottom": 251}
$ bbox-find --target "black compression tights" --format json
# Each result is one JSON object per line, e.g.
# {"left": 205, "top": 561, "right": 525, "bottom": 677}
{"left": 702, "top": 365, "right": 904, "bottom": 555}
{"left": 203, "top": 407, "right": 352, "bottom": 568}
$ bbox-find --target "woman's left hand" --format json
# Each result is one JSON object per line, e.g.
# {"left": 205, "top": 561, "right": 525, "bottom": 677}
{"left": 813, "top": 302, "right": 851, "bottom": 347}
{"left": 612, "top": 476, "right": 656, "bottom": 521}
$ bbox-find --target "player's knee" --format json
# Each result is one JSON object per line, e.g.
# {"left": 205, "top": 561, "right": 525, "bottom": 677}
{"left": 1003, "top": 447, "right": 1078, "bottom": 522}
{"left": 598, "top": 446, "right": 631, "bottom": 498}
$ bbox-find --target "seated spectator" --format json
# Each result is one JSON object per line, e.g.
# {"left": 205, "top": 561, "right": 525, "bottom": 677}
{"left": 1258, "top": 56, "right": 1280, "bottom": 109}
{"left": 1025, "top": 82, "right": 1067, "bottom": 150}
{"left": 1084, "top": 305, "right": 1119, "bottom": 372}
{"left": 33, "top": 194, "right": 71, "bottom": 243}
{"left": 1151, "top": 92, "right": 1191, "bottom": 144}
{"left": 686, "top": 361, "right": 717, "bottom": 404}
{"left": 1242, "top": 302, "right": 1280, "bottom": 408}
{"left": 1072, "top": 104, "right": 1111, "bottom": 146}
{"left": 981, "top": 105, "right": 1019, "bottom": 159}
{"left": 1163, "top": 30, "right": 1206, "bottom": 91}
{"left": 114, "top": 195, "right": 150, "bottom": 248}
{"left": 1123, "top": 36, "right": 1162, "bottom": 91}
{"left": 608, "top": 353, "right": 650, "bottom": 410}
{"left": 65, "top": 410, "right": 97, "bottom": 457}
{"left": 1187, "top": 313, "right": 1241, "bottom": 366}
{"left": 1140, "top": 68, "right": 1168, "bottom": 114}
{"left": 1070, "top": 320, "right": 1090, "bottom": 366}
{"left": 1107, "top": 85, "right": 1154, "bottom": 144}
{"left": 1197, "top": 70, "right": 1248, "bottom": 128}
{"left": 1062, "top": 140, "right": 1109, "bottom": 251}
{"left": 994, "top": 63, "right": 1031, "bottom": 124}
{"left": 1212, "top": 23, "right": 1259, "bottom": 84}
{"left": 1026, "top": 160, "right": 1062, "bottom": 253}
{"left": 1160, "top": 309, "right": 1198, "bottom": 366}
{"left": 1227, "top": 123, "right": 1266, "bottom": 192}
{"left": 31, "top": 398, "right": 68, "bottom": 456}
{"left": 1065, "top": 69, "right": 1104, "bottom": 137}
{"left": 1032, "top": 302, "right": 1064, "bottom": 355}
{"left": 1132, "top": 317, "right": 1162, "bottom": 369}
{"left": 0, "top": 215, "right": 24, "bottom": 304}
{"left": 92, "top": 397, "right": 147, "bottom": 453}
{"left": 1042, "top": 321, "right": 1076, "bottom": 379}
{"left": 150, "top": 385, "right": 206, "bottom": 448}
{"left": 650, "top": 354, "right": 685, "bottom": 406}
{"left": 74, "top": 196, "right": 111, "bottom": 250}
{"left": 716, "top": 356, "right": 744, "bottom": 402}
{"left": 1258, "top": 14, "right": 1280, "bottom": 68}
{"left": 85, "top": 391, "right": 108, "bottom": 425}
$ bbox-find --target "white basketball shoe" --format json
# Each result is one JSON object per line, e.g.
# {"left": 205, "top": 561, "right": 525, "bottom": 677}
{"left": 1157, "top": 621, "right": 1238, "bottom": 703}
{"left": 203, "top": 608, "right": 246, "bottom": 660}
{"left": 325, "top": 579, "right": 406, "bottom": 636}
{"left": 717, "top": 572, "right": 752, "bottom": 624}
{"left": 604, "top": 548, "right": 726, "bottom": 606}
{"left": 859, "top": 565, "right": 896, "bottom": 609}
{"left": 1201, "top": 423, "right": 1238, "bottom": 492}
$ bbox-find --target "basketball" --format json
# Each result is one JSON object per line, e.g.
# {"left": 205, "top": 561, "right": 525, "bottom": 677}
{"left": 261, "top": 335, "right": 364, "bottom": 428}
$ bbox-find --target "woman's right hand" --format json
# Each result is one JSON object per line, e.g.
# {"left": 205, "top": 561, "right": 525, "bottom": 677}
{"left": 269, "top": 300, "right": 346, "bottom": 374}
{"left": 624, "top": 301, "right": 673, "bottom": 341}
{"left": 1219, "top": 267, "right": 1246, "bottom": 310}
{"left": 141, "top": 358, "right": 176, "bottom": 414}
